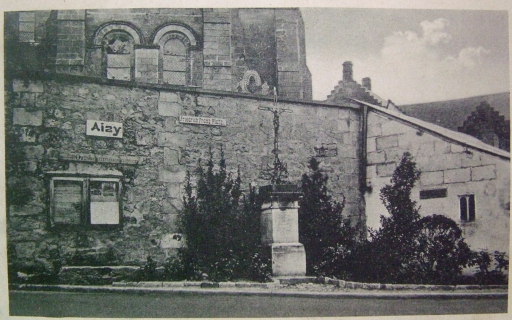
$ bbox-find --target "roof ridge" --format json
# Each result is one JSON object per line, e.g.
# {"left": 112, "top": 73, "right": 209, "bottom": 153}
{"left": 351, "top": 98, "right": 510, "bottom": 159}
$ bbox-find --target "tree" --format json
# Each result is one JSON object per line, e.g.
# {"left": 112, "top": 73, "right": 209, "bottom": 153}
{"left": 179, "top": 147, "right": 262, "bottom": 281}
{"left": 299, "top": 157, "right": 347, "bottom": 275}
{"left": 366, "top": 152, "right": 472, "bottom": 284}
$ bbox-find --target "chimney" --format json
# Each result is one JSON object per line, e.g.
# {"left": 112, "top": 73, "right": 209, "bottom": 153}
{"left": 343, "top": 61, "right": 353, "bottom": 82}
{"left": 362, "top": 77, "right": 371, "bottom": 91}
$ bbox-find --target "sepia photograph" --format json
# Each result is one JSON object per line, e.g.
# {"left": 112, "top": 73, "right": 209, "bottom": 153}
{"left": 1, "top": 0, "right": 510, "bottom": 318}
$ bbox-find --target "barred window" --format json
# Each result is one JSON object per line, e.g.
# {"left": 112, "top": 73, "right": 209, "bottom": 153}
{"left": 162, "top": 38, "right": 188, "bottom": 85}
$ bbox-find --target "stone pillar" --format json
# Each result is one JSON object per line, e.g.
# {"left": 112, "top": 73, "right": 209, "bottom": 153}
{"left": 260, "top": 184, "right": 306, "bottom": 277}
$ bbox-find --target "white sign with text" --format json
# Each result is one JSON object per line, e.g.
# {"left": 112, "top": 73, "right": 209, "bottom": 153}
{"left": 179, "top": 115, "right": 227, "bottom": 126}
{"left": 86, "top": 120, "right": 123, "bottom": 138}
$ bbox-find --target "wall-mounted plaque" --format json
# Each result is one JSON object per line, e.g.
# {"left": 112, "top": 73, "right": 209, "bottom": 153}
{"left": 179, "top": 115, "right": 227, "bottom": 126}
{"left": 60, "top": 152, "right": 142, "bottom": 165}
{"left": 86, "top": 120, "right": 123, "bottom": 138}
{"left": 314, "top": 143, "right": 338, "bottom": 157}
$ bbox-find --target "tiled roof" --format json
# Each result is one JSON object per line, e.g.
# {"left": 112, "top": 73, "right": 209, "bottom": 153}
{"left": 397, "top": 92, "right": 510, "bottom": 132}
{"left": 352, "top": 98, "right": 510, "bottom": 160}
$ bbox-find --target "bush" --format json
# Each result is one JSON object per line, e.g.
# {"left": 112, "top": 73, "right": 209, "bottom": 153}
{"left": 135, "top": 256, "right": 159, "bottom": 281}
{"left": 179, "top": 147, "right": 263, "bottom": 281}
{"left": 299, "top": 157, "right": 351, "bottom": 275}
{"left": 249, "top": 247, "right": 273, "bottom": 283}
{"left": 341, "top": 153, "right": 473, "bottom": 284}
{"left": 470, "top": 250, "right": 509, "bottom": 285}
{"left": 361, "top": 153, "right": 473, "bottom": 284}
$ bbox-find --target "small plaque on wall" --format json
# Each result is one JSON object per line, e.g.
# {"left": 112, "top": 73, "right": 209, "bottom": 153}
{"left": 314, "top": 143, "right": 338, "bottom": 157}
{"left": 420, "top": 188, "right": 447, "bottom": 199}
{"left": 179, "top": 115, "right": 227, "bottom": 126}
{"left": 86, "top": 120, "right": 123, "bottom": 138}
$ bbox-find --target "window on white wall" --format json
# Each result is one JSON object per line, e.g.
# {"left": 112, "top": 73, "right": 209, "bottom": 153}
{"left": 459, "top": 194, "right": 475, "bottom": 222}
{"left": 50, "top": 176, "right": 121, "bottom": 228}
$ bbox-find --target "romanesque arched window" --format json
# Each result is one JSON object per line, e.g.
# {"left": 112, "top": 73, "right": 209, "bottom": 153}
{"left": 103, "top": 31, "right": 134, "bottom": 81}
{"left": 162, "top": 36, "right": 188, "bottom": 85}
{"left": 93, "top": 23, "right": 143, "bottom": 81}
{"left": 152, "top": 25, "right": 197, "bottom": 86}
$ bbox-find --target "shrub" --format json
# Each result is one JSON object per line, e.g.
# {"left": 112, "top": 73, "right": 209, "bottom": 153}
{"left": 347, "top": 153, "right": 472, "bottom": 284}
{"left": 135, "top": 256, "right": 159, "bottom": 281}
{"left": 298, "top": 157, "right": 364, "bottom": 276}
{"left": 179, "top": 147, "right": 263, "bottom": 281}
{"left": 471, "top": 250, "right": 509, "bottom": 285}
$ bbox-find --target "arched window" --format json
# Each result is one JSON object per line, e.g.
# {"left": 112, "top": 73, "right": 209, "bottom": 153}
{"left": 93, "top": 23, "right": 142, "bottom": 81}
{"left": 153, "top": 25, "right": 197, "bottom": 86}
{"left": 103, "top": 31, "right": 134, "bottom": 81}
{"left": 162, "top": 37, "right": 188, "bottom": 85}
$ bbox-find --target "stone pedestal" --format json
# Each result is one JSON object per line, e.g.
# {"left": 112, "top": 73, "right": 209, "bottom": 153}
{"left": 260, "top": 184, "right": 306, "bottom": 277}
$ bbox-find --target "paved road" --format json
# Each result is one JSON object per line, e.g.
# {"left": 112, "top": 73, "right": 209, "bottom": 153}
{"left": 9, "top": 290, "right": 508, "bottom": 318}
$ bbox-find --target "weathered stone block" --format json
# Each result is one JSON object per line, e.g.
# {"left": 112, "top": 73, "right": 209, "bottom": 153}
{"left": 434, "top": 140, "right": 451, "bottom": 154}
{"left": 164, "top": 148, "right": 180, "bottom": 167}
{"left": 421, "top": 171, "right": 444, "bottom": 186}
{"left": 444, "top": 168, "right": 471, "bottom": 184}
{"left": 135, "top": 130, "right": 153, "bottom": 146}
{"left": 24, "top": 145, "right": 44, "bottom": 159}
{"left": 158, "top": 101, "right": 181, "bottom": 117}
{"left": 422, "top": 153, "right": 463, "bottom": 171}
{"left": 451, "top": 144, "right": 465, "bottom": 154}
{"left": 367, "top": 151, "right": 385, "bottom": 165}
{"left": 13, "top": 242, "right": 36, "bottom": 259}
{"left": 367, "top": 137, "right": 376, "bottom": 152}
{"left": 376, "top": 162, "right": 396, "bottom": 177}
{"left": 160, "top": 92, "right": 179, "bottom": 103}
{"left": 159, "top": 169, "right": 186, "bottom": 183}
{"left": 160, "top": 233, "right": 184, "bottom": 249}
{"left": 384, "top": 149, "right": 405, "bottom": 163}
{"left": 376, "top": 135, "right": 398, "bottom": 150}
{"left": 157, "top": 132, "right": 188, "bottom": 147}
{"left": 13, "top": 80, "right": 44, "bottom": 93}
{"left": 15, "top": 127, "right": 38, "bottom": 143}
{"left": 416, "top": 141, "right": 435, "bottom": 156}
{"left": 13, "top": 109, "right": 43, "bottom": 126}
{"left": 271, "top": 243, "right": 306, "bottom": 277}
{"left": 381, "top": 120, "right": 411, "bottom": 135}
{"left": 471, "top": 165, "right": 496, "bottom": 181}
{"left": 337, "top": 119, "right": 351, "bottom": 132}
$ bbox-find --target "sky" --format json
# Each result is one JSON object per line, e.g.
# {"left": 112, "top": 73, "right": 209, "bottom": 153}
{"left": 301, "top": 8, "right": 510, "bottom": 105}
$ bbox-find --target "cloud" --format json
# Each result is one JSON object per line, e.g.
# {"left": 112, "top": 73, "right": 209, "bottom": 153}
{"left": 313, "top": 18, "right": 501, "bottom": 105}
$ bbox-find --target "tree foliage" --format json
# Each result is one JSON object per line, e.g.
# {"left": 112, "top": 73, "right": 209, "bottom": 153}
{"left": 299, "top": 157, "right": 353, "bottom": 275}
{"left": 320, "top": 152, "right": 474, "bottom": 284}
{"left": 367, "top": 152, "right": 472, "bottom": 284}
{"left": 178, "top": 147, "right": 265, "bottom": 281}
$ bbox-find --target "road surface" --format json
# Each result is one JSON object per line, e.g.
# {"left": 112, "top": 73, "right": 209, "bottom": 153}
{"left": 9, "top": 290, "right": 508, "bottom": 318}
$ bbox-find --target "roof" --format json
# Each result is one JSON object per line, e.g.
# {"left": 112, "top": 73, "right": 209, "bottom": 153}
{"left": 352, "top": 98, "right": 510, "bottom": 160}
{"left": 397, "top": 92, "right": 510, "bottom": 132}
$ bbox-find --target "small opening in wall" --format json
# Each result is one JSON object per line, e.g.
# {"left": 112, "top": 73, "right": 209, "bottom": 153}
{"left": 460, "top": 194, "right": 475, "bottom": 222}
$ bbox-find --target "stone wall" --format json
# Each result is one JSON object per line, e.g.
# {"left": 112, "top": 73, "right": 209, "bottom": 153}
{"left": 5, "top": 8, "right": 312, "bottom": 100}
{"left": 365, "top": 110, "right": 510, "bottom": 253}
{"left": 6, "top": 76, "right": 362, "bottom": 271}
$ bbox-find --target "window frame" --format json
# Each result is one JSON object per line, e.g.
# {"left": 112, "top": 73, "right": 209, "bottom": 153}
{"left": 157, "top": 32, "right": 191, "bottom": 86}
{"left": 459, "top": 194, "right": 476, "bottom": 223}
{"left": 103, "top": 30, "right": 135, "bottom": 81}
{"left": 49, "top": 174, "right": 123, "bottom": 230}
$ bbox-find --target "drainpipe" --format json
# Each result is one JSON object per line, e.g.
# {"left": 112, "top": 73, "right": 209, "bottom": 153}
{"left": 359, "top": 104, "right": 368, "bottom": 193}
